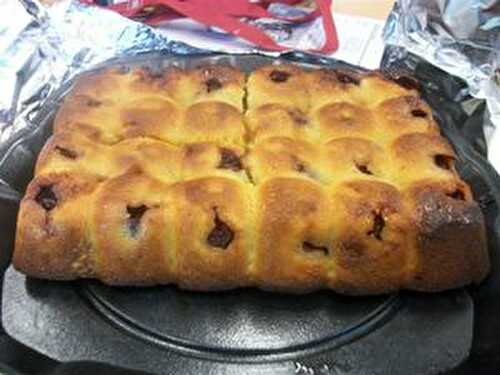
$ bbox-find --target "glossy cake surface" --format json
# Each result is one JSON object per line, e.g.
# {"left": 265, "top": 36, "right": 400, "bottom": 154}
{"left": 13, "top": 64, "right": 490, "bottom": 294}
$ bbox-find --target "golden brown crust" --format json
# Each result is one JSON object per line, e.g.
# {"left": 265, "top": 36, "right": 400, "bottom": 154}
{"left": 246, "top": 104, "right": 312, "bottom": 143}
{"left": 314, "top": 102, "right": 376, "bottom": 142}
{"left": 91, "top": 171, "right": 174, "bottom": 285}
{"left": 14, "top": 172, "right": 101, "bottom": 279}
{"left": 328, "top": 180, "right": 412, "bottom": 294}
{"left": 404, "top": 180, "right": 490, "bottom": 291}
{"left": 322, "top": 138, "right": 389, "bottom": 183}
{"left": 247, "top": 137, "right": 320, "bottom": 184}
{"left": 13, "top": 64, "right": 490, "bottom": 294}
{"left": 254, "top": 178, "right": 333, "bottom": 292}
{"left": 247, "top": 64, "right": 309, "bottom": 112}
{"left": 170, "top": 177, "right": 251, "bottom": 290}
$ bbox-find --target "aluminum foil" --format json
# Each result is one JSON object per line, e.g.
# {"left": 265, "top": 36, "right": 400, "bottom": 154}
{"left": 383, "top": 0, "right": 500, "bottom": 170}
{"left": 0, "top": 0, "right": 499, "bottom": 172}
{"left": 0, "top": 2, "right": 499, "bottom": 373}
{"left": 0, "top": 0, "right": 197, "bottom": 160}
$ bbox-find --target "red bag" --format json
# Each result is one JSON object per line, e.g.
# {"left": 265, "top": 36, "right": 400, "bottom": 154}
{"left": 80, "top": 0, "right": 339, "bottom": 53}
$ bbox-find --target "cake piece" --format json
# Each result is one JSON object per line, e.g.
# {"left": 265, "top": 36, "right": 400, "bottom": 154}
{"left": 13, "top": 63, "right": 490, "bottom": 294}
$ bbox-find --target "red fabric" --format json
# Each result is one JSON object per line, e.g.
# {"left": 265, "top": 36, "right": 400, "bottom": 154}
{"left": 80, "top": 0, "right": 338, "bottom": 53}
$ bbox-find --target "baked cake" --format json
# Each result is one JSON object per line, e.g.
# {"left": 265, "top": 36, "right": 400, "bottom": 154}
{"left": 13, "top": 64, "right": 490, "bottom": 294}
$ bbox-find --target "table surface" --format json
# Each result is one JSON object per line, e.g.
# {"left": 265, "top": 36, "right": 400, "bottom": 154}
{"left": 334, "top": 0, "right": 395, "bottom": 20}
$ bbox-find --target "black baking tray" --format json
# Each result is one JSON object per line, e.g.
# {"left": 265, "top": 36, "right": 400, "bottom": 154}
{"left": 1, "top": 52, "right": 500, "bottom": 375}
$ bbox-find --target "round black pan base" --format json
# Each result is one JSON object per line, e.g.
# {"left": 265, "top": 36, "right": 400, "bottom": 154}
{"left": 2, "top": 52, "right": 499, "bottom": 375}
{"left": 2, "top": 267, "right": 472, "bottom": 375}
{"left": 81, "top": 280, "right": 400, "bottom": 362}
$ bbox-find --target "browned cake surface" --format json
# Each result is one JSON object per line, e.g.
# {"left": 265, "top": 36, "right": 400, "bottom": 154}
{"left": 13, "top": 64, "right": 490, "bottom": 294}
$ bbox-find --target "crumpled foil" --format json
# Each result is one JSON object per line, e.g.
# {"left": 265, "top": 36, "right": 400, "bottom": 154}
{"left": 0, "top": 0, "right": 197, "bottom": 158}
{"left": 0, "top": 0, "right": 499, "bottom": 173}
{"left": 383, "top": 0, "right": 500, "bottom": 170}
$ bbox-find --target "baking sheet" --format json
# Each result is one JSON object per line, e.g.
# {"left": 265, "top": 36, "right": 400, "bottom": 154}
{"left": 1, "top": 52, "right": 499, "bottom": 375}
